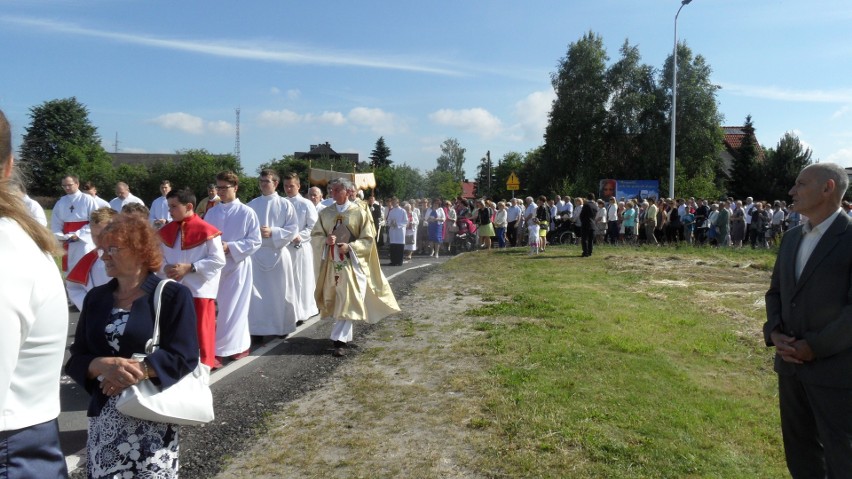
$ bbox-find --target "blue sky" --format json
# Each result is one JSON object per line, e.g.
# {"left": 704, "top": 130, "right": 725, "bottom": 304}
{"left": 2, "top": 0, "right": 851, "bottom": 182}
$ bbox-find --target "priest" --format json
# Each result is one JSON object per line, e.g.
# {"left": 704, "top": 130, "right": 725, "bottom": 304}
{"left": 312, "top": 177, "right": 400, "bottom": 357}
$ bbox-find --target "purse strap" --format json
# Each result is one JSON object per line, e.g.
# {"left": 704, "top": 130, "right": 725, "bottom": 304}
{"left": 145, "top": 279, "right": 175, "bottom": 355}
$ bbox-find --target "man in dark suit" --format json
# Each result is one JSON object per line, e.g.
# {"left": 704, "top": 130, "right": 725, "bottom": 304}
{"left": 579, "top": 193, "right": 598, "bottom": 257}
{"left": 764, "top": 162, "right": 852, "bottom": 478}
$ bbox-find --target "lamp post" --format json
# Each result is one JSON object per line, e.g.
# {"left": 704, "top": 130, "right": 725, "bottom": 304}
{"left": 669, "top": 0, "right": 692, "bottom": 199}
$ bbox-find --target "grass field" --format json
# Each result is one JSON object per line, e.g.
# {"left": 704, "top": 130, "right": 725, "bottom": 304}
{"left": 451, "top": 245, "right": 784, "bottom": 477}
{"left": 217, "top": 243, "right": 787, "bottom": 479}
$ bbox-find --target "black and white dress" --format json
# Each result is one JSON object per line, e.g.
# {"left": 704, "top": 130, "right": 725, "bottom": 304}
{"left": 87, "top": 308, "right": 180, "bottom": 479}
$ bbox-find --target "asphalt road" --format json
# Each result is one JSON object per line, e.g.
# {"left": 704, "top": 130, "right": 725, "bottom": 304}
{"left": 60, "top": 253, "right": 448, "bottom": 478}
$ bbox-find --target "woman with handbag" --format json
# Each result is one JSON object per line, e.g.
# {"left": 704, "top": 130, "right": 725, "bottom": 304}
{"left": 66, "top": 214, "right": 200, "bottom": 478}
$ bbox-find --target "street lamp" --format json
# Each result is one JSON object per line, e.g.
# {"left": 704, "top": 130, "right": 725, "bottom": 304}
{"left": 669, "top": 0, "right": 693, "bottom": 199}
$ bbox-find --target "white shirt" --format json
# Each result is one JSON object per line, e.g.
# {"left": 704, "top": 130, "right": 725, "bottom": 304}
{"left": 109, "top": 193, "right": 144, "bottom": 212}
{"left": 386, "top": 206, "right": 408, "bottom": 244}
{"left": 22, "top": 195, "right": 47, "bottom": 226}
{"left": 1, "top": 218, "right": 68, "bottom": 431}
{"left": 149, "top": 196, "right": 172, "bottom": 225}
{"left": 796, "top": 209, "right": 842, "bottom": 280}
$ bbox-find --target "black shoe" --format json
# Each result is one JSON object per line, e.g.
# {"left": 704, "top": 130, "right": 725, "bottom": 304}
{"left": 296, "top": 320, "right": 305, "bottom": 327}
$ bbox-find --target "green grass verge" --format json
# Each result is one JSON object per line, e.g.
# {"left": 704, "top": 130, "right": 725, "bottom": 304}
{"left": 449, "top": 244, "right": 784, "bottom": 478}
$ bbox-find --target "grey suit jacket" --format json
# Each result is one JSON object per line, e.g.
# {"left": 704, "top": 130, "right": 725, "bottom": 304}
{"left": 764, "top": 212, "right": 852, "bottom": 387}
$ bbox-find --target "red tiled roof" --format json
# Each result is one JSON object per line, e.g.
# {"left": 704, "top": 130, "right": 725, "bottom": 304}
{"left": 722, "top": 126, "right": 765, "bottom": 162}
{"left": 461, "top": 181, "right": 476, "bottom": 199}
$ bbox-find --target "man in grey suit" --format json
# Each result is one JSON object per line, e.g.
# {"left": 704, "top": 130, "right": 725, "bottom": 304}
{"left": 764, "top": 162, "right": 852, "bottom": 478}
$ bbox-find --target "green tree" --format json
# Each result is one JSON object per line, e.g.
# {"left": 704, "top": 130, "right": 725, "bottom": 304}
{"left": 423, "top": 169, "right": 461, "bottom": 200}
{"left": 369, "top": 136, "right": 392, "bottom": 168}
{"left": 662, "top": 42, "right": 725, "bottom": 197}
{"left": 762, "top": 132, "right": 812, "bottom": 201}
{"left": 604, "top": 40, "right": 669, "bottom": 182}
{"left": 542, "top": 31, "right": 609, "bottom": 194}
{"left": 474, "top": 151, "right": 497, "bottom": 199}
{"left": 20, "top": 97, "right": 112, "bottom": 196}
{"left": 728, "top": 115, "right": 761, "bottom": 199}
{"left": 435, "top": 138, "right": 466, "bottom": 182}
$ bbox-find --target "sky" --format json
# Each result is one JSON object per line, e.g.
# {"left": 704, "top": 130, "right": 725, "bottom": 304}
{"left": 2, "top": 0, "right": 851, "bottom": 183}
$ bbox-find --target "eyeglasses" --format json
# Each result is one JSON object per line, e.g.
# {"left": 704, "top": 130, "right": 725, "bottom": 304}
{"left": 61, "top": 183, "right": 76, "bottom": 188}
{"left": 215, "top": 185, "right": 234, "bottom": 190}
{"left": 97, "top": 246, "right": 123, "bottom": 257}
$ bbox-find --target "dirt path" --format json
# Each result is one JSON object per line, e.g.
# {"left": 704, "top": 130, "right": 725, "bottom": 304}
{"left": 214, "top": 269, "right": 494, "bottom": 479}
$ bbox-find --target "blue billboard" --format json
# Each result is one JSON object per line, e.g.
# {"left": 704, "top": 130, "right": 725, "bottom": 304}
{"left": 599, "top": 179, "right": 660, "bottom": 202}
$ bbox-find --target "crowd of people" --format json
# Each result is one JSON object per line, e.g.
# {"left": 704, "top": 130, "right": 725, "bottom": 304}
{"left": 360, "top": 192, "right": 812, "bottom": 262}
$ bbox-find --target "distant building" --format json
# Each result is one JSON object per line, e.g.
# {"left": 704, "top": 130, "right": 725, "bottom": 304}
{"left": 108, "top": 152, "right": 183, "bottom": 167}
{"left": 720, "top": 125, "right": 765, "bottom": 176}
{"left": 461, "top": 180, "right": 476, "bottom": 199}
{"left": 294, "top": 142, "right": 359, "bottom": 165}
{"left": 108, "top": 152, "right": 232, "bottom": 167}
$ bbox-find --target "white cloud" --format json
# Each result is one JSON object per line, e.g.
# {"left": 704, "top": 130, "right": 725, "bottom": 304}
{"left": 258, "top": 109, "right": 303, "bottom": 127}
{"left": 826, "top": 147, "right": 852, "bottom": 167}
{"left": 428, "top": 108, "right": 503, "bottom": 139}
{"left": 150, "top": 112, "right": 204, "bottom": 134}
{"left": 207, "top": 120, "right": 233, "bottom": 135}
{"left": 1, "top": 15, "right": 465, "bottom": 76}
{"left": 287, "top": 89, "right": 301, "bottom": 100}
{"left": 257, "top": 106, "right": 404, "bottom": 133}
{"left": 149, "top": 112, "right": 232, "bottom": 135}
{"left": 831, "top": 105, "right": 852, "bottom": 120}
{"left": 348, "top": 107, "right": 403, "bottom": 134}
{"left": 720, "top": 82, "right": 852, "bottom": 103}
{"left": 311, "top": 111, "right": 346, "bottom": 126}
{"left": 270, "top": 87, "right": 281, "bottom": 95}
{"left": 513, "top": 90, "right": 556, "bottom": 141}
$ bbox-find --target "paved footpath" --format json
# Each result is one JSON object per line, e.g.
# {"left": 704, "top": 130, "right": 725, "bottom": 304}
{"left": 61, "top": 254, "right": 447, "bottom": 478}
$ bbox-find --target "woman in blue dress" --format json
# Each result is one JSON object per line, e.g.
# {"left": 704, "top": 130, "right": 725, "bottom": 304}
{"left": 425, "top": 198, "right": 446, "bottom": 257}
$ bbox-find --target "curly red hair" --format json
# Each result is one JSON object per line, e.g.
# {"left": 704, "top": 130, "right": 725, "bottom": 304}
{"left": 98, "top": 214, "right": 164, "bottom": 273}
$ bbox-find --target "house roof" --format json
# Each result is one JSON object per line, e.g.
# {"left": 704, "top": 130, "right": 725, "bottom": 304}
{"left": 294, "top": 142, "right": 359, "bottom": 164}
{"left": 722, "top": 126, "right": 765, "bottom": 162}
{"left": 461, "top": 181, "right": 476, "bottom": 199}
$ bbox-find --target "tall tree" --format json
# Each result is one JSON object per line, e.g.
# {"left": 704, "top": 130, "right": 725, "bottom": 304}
{"left": 661, "top": 43, "right": 725, "bottom": 197}
{"left": 763, "top": 132, "right": 812, "bottom": 201}
{"left": 20, "top": 97, "right": 112, "bottom": 196}
{"left": 474, "top": 151, "right": 496, "bottom": 199}
{"left": 728, "top": 115, "right": 761, "bottom": 199}
{"left": 542, "top": 31, "right": 609, "bottom": 195}
{"left": 603, "top": 40, "right": 668, "bottom": 182}
{"left": 369, "top": 136, "right": 392, "bottom": 168}
{"left": 435, "top": 138, "right": 466, "bottom": 182}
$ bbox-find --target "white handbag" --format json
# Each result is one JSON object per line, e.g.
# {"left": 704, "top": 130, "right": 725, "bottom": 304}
{"left": 116, "top": 279, "right": 215, "bottom": 426}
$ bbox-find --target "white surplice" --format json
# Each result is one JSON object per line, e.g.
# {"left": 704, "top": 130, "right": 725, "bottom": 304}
{"left": 204, "top": 199, "right": 261, "bottom": 356}
{"left": 50, "top": 191, "right": 98, "bottom": 272}
{"left": 247, "top": 193, "right": 300, "bottom": 336}
{"left": 286, "top": 193, "right": 319, "bottom": 321}
{"left": 108, "top": 193, "right": 145, "bottom": 213}
{"left": 386, "top": 206, "right": 408, "bottom": 244}
{"left": 148, "top": 196, "right": 172, "bottom": 225}
{"left": 158, "top": 230, "right": 225, "bottom": 299}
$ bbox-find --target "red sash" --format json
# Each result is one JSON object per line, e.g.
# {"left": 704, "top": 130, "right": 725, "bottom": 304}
{"left": 62, "top": 220, "right": 89, "bottom": 271}
{"left": 159, "top": 214, "right": 221, "bottom": 250}
{"left": 66, "top": 249, "right": 99, "bottom": 285}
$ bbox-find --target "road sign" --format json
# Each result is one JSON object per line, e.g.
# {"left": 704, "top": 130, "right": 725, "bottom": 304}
{"left": 506, "top": 172, "right": 520, "bottom": 191}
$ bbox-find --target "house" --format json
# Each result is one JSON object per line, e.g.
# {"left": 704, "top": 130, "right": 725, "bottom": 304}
{"left": 461, "top": 180, "right": 476, "bottom": 199}
{"left": 294, "top": 142, "right": 359, "bottom": 165}
{"left": 720, "top": 126, "right": 765, "bottom": 175}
